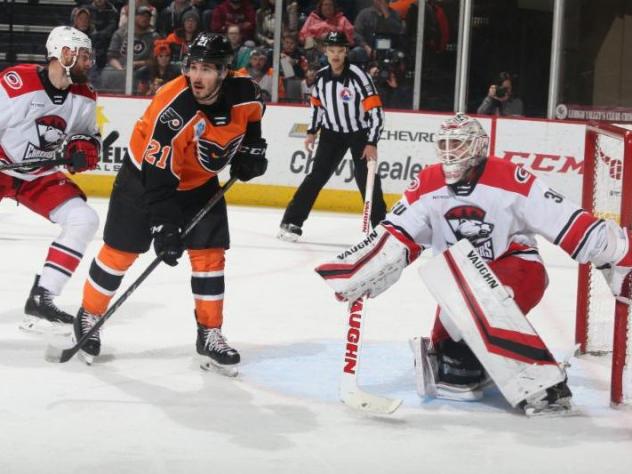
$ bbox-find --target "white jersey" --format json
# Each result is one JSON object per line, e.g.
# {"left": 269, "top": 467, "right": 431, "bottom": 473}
{"left": 0, "top": 64, "right": 98, "bottom": 182}
{"left": 384, "top": 158, "right": 606, "bottom": 265}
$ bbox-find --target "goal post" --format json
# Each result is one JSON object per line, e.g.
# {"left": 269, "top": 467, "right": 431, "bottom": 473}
{"left": 575, "top": 121, "right": 632, "bottom": 405}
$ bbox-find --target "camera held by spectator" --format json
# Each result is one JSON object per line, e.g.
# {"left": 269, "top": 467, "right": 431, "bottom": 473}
{"left": 477, "top": 71, "right": 524, "bottom": 116}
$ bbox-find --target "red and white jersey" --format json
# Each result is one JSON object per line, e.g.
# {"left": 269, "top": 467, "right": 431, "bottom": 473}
{"left": 385, "top": 158, "right": 606, "bottom": 265}
{"left": 0, "top": 64, "right": 98, "bottom": 182}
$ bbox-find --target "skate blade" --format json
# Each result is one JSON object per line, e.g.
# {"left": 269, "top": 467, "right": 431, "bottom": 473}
{"left": 198, "top": 355, "right": 239, "bottom": 377}
{"left": 19, "top": 316, "right": 72, "bottom": 336}
{"left": 523, "top": 401, "right": 581, "bottom": 418}
{"left": 276, "top": 231, "right": 299, "bottom": 242}
{"left": 78, "top": 350, "right": 95, "bottom": 366}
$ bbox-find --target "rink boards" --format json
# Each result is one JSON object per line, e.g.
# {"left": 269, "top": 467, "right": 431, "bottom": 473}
{"left": 71, "top": 96, "right": 590, "bottom": 211}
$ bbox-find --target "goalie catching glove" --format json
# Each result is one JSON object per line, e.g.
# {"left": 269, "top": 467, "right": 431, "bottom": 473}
{"left": 315, "top": 223, "right": 422, "bottom": 301}
{"left": 230, "top": 138, "right": 268, "bottom": 182}
{"left": 593, "top": 220, "right": 632, "bottom": 304}
{"left": 63, "top": 134, "right": 100, "bottom": 173}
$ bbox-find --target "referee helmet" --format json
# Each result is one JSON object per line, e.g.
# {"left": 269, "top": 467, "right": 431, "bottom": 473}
{"left": 323, "top": 31, "right": 349, "bottom": 47}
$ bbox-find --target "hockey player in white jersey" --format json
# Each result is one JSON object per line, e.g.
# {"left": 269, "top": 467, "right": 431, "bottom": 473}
{"left": 315, "top": 113, "right": 632, "bottom": 415}
{"left": 0, "top": 26, "right": 101, "bottom": 334}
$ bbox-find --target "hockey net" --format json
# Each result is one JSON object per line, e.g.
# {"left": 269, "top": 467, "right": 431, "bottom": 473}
{"left": 576, "top": 121, "right": 632, "bottom": 405}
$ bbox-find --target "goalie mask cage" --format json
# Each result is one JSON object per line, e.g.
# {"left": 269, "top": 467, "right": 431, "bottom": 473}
{"left": 576, "top": 121, "right": 632, "bottom": 406}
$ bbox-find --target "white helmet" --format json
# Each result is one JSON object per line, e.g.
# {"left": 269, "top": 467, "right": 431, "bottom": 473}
{"left": 435, "top": 113, "right": 489, "bottom": 184}
{"left": 46, "top": 26, "right": 92, "bottom": 61}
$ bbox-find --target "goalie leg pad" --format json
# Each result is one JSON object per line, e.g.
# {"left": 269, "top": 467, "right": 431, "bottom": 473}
{"left": 419, "top": 239, "right": 568, "bottom": 408}
{"left": 315, "top": 223, "right": 422, "bottom": 302}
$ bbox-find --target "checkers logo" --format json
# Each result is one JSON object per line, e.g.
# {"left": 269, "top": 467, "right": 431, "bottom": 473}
{"left": 3, "top": 71, "right": 23, "bottom": 90}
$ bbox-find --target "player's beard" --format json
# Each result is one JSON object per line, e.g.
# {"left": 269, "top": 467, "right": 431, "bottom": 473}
{"left": 69, "top": 66, "right": 89, "bottom": 84}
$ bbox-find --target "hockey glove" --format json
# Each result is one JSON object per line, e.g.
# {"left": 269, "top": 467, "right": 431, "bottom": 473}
{"left": 151, "top": 223, "right": 185, "bottom": 267}
{"left": 64, "top": 134, "right": 101, "bottom": 173}
{"left": 598, "top": 227, "right": 632, "bottom": 305}
{"left": 315, "top": 223, "right": 422, "bottom": 302}
{"left": 230, "top": 138, "right": 268, "bottom": 182}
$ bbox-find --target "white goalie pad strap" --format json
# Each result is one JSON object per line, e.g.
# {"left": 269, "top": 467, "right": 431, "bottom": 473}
{"left": 315, "top": 223, "right": 422, "bottom": 302}
{"left": 418, "top": 239, "right": 566, "bottom": 407}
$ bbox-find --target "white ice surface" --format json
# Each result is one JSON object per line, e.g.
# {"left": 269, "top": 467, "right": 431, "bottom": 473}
{"left": 1, "top": 198, "right": 631, "bottom": 474}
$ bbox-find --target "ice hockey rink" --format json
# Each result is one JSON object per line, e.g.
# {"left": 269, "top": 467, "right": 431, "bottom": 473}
{"left": 1, "top": 197, "right": 631, "bottom": 474}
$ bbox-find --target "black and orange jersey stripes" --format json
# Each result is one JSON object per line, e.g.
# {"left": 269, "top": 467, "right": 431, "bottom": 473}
{"left": 128, "top": 74, "right": 264, "bottom": 227}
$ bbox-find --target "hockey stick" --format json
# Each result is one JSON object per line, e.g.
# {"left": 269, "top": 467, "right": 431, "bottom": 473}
{"left": 45, "top": 175, "right": 238, "bottom": 363}
{"left": 0, "top": 130, "right": 119, "bottom": 171}
{"left": 339, "top": 159, "right": 403, "bottom": 414}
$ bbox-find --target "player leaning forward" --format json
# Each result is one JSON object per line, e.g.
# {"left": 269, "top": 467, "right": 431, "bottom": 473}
{"left": 316, "top": 113, "right": 632, "bottom": 415}
{"left": 0, "top": 27, "right": 101, "bottom": 334}
{"left": 74, "top": 33, "right": 268, "bottom": 371}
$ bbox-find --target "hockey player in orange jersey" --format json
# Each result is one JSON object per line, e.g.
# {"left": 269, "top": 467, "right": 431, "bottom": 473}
{"left": 74, "top": 33, "right": 268, "bottom": 372}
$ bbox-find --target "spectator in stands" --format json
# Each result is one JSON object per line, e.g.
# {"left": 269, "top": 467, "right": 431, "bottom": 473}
{"left": 190, "top": 0, "right": 215, "bottom": 20}
{"left": 86, "top": 0, "right": 119, "bottom": 73}
{"left": 226, "top": 24, "right": 254, "bottom": 69}
{"left": 135, "top": 40, "right": 180, "bottom": 95}
{"left": 71, "top": 7, "right": 94, "bottom": 36}
{"left": 477, "top": 71, "right": 524, "bottom": 116}
{"left": 255, "top": 0, "right": 300, "bottom": 48}
{"left": 158, "top": 0, "right": 193, "bottom": 37}
{"left": 299, "top": 0, "right": 354, "bottom": 47}
{"left": 211, "top": 0, "right": 256, "bottom": 41}
{"left": 165, "top": 9, "right": 202, "bottom": 62}
{"left": 354, "top": 0, "right": 404, "bottom": 59}
{"left": 373, "top": 50, "right": 412, "bottom": 108}
{"left": 300, "top": 63, "right": 319, "bottom": 103}
{"left": 280, "top": 32, "right": 306, "bottom": 79}
{"left": 236, "top": 48, "right": 284, "bottom": 101}
{"left": 101, "top": 6, "right": 159, "bottom": 91}
{"left": 119, "top": 0, "right": 158, "bottom": 29}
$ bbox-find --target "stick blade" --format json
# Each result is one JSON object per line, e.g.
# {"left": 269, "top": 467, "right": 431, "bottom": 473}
{"left": 44, "top": 342, "right": 77, "bottom": 363}
{"left": 340, "top": 388, "right": 402, "bottom": 415}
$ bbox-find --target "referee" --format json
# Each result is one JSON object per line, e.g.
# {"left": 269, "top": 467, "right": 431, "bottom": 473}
{"left": 277, "top": 31, "right": 387, "bottom": 242}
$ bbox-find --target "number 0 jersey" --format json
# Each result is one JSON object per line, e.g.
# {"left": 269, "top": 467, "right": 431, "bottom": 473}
{"left": 385, "top": 158, "right": 606, "bottom": 265}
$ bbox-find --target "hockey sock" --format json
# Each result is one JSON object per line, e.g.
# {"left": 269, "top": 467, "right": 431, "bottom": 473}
{"left": 40, "top": 198, "right": 99, "bottom": 295}
{"left": 83, "top": 244, "right": 139, "bottom": 316}
{"left": 189, "top": 248, "right": 225, "bottom": 328}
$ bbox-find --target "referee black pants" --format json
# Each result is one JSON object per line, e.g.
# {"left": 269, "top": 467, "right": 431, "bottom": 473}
{"left": 282, "top": 128, "right": 387, "bottom": 229}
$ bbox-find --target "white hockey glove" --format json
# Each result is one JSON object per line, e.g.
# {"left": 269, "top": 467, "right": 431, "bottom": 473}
{"left": 315, "top": 223, "right": 422, "bottom": 302}
{"left": 594, "top": 221, "right": 632, "bottom": 304}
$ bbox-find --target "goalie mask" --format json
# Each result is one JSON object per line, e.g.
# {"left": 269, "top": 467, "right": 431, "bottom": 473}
{"left": 46, "top": 26, "right": 93, "bottom": 83}
{"left": 435, "top": 113, "right": 489, "bottom": 184}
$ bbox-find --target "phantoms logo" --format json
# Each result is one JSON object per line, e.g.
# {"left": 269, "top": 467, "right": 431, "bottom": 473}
{"left": 445, "top": 205, "right": 495, "bottom": 259}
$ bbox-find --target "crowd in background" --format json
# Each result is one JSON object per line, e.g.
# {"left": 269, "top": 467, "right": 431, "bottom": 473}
{"left": 69, "top": 0, "right": 520, "bottom": 114}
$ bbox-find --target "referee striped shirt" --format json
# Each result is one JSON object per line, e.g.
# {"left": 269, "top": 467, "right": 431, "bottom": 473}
{"left": 307, "top": 62, "right": 385, "bottom": 145}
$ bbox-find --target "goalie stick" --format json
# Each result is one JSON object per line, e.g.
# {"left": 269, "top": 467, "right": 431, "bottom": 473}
{"left": 339, "top": 159, "right": 403, "bottom": 415}
{"left": 0, "top": 130, "right": 120, "bottom": 171}
{"left": 45, "top": 176, "right": 238, "bottom": 364}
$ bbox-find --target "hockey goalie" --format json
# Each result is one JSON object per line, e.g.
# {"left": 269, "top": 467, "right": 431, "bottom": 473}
{"left": 315, "top": 113, "right": 632, "bottom": 415}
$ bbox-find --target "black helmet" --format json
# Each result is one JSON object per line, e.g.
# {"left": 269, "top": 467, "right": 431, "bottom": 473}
{"left": 186, "top": 32, "right": 233, "bottom": 66}
{"left": 323, "top": 31, "right": 349, "bottom": 47}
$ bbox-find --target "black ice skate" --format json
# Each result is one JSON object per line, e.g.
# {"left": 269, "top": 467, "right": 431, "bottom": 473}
{"left": 411, "top": 337, "right": 489, "bottom": 402}
{"left": 73, "top": 307, "right": 101, "bottom": 365}
{"left": 196, "top": 325, "right": 240, "bottom": 377}
{"left": 21, "top": 275, "right": 74, "bottom": 335}
{"left": 277, "top": 223, "right": 302, "bottom": 242}
{"left": 519, "top": 379, "right": 576, "bottom": 417}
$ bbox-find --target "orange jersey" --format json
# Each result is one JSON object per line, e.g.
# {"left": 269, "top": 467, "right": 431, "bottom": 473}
{"left": 129, "top": 74, "right": 264, "bottom": 192}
